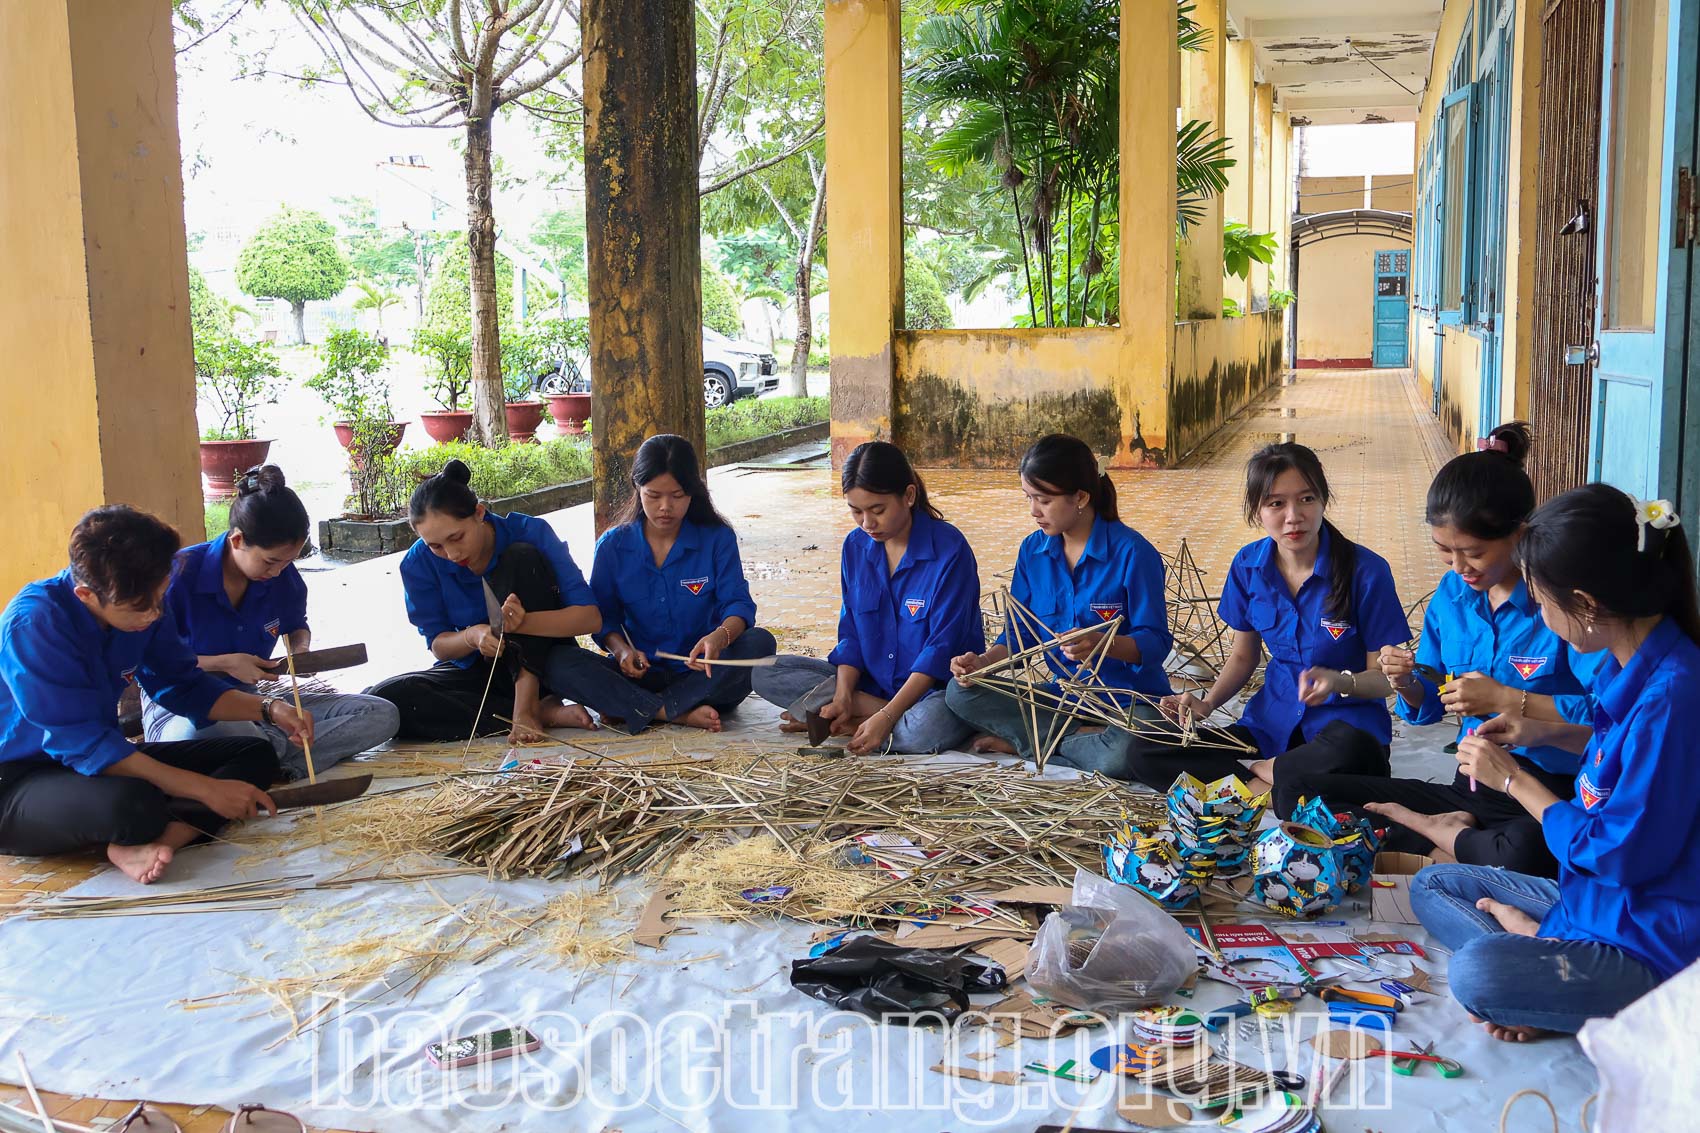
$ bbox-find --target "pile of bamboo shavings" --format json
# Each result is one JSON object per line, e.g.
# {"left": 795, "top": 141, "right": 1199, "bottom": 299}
{"left": 537, "top": 886, "right": 633, "bottom": 968}
{"left": 403, "top": 753, "right": 1167, "bottom": 906}
{"left": 663, "top": 834, "right": 919, "bottom": 925}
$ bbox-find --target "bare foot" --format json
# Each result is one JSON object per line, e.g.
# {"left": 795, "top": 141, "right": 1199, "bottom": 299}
{"left": 1246, "top": 757, "right": 1276, "bottom": 782}
{"left": 541, "top": 701, "right": 597, "bottom": 731}
{"left": 675, "top": 705, "right": 723, "bottom": 732}
{"left": 1476, "top": 896, "right": 1541, "bottom": 937}
{"left": 970, "top": 734, "right": 1017, "bottom": 755}
{"left": 1246, "top": 775, "right": 1274, "bottom": 796}
{"left": 778, "top": 713, "right": 809, "bottom": 734}
{"left": 508, "top": 707, "right": 549, "bottom": 743}
{"left": 1468, "top": 1013, "right": 1554, "bottom": 1043}
{"left": 107, "top": 842, "right": 174, "bottom": 885}
{"left": 1364, "top": 802, "right": 1479, "bottom": 856}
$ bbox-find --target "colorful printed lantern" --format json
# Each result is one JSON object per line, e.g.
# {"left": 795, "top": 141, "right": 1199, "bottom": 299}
{"left": 1104, "top": 823, "right": 1200, "bottom": 908}
{"left": 1290, "top": 797, "right": 1382, "bottom": 894}
{"left": 1166, "top": 773, "right": 1269, "bottom": 878}
{"left": 1251, "top": 821, "right": 1345, "bottom": 918}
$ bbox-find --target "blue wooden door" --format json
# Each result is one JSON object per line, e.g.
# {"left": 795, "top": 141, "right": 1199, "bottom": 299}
{"left": 1588, "top": 0, "right": 1691, "bottom": 500}
{"left": 1373, "top": 249, "right": 1411, "bottom": 367}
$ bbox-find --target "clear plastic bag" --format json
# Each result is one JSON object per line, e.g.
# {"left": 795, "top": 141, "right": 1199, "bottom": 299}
{"left": 1026, "top": 868, "right": 1196, "bottom": 1012}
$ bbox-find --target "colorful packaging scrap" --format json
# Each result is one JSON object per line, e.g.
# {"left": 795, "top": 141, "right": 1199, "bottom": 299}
{"left": 1129, "top": 1006, "right": 1204, "bottom": 1047}
{"left": 1288, "top": 797, "right": 1382, "bottom": 893}
{"left": 1103, "top": 824, "right": 1200, "bottom": 908}
{"left": 1165, "top": 773, "right": 1270, "bottom": 878}
{"left": 1219, "top": 1092, "right": 1321, "bottom": 1133}
{"left": 1250, "top": 822, "right": 1345, "bottom": 918}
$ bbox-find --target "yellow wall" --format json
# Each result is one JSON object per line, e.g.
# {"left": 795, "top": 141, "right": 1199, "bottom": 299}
{"left": 1251, "top": 83, "right": 1274, "bottom": 303}
{"left": 1270, "top": 109, "right": 1291, "bottom": 298}
{"left": 1415, "top": 314, "right": 1439, "bottom": 404}
{"left": 1169, "top": 310, "right": 1286, "bottom": 459}
{"left": 1299, "top": 176, "right": 1365, "bottom": 213}
{"left": 1500, "top": 0, "right": 1541, "bottom": 424}
{"left": 1177, "top": 0, "right": 1226, "bottom": 320}
{"left": 1439, "top": 327, "right": 1481, "bottom": 451}
{"left": 1297, "top": 235, "right": 1412, "bottom": 363}
{"left": 1370, "top": 175, "right": 1413, "bottom": 213}
{"left": 0, "top": 0, "right": 201, "bottom": 600}
{"left": 1223, "top": 37, "right": 1255, "bottom": 310}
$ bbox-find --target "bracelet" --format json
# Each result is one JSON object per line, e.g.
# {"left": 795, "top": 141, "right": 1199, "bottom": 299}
{"left": 1519, "top": 689, "right": 1529, "bottom": 715}
{"left": 259, "top": 697, "right": 276, "bottom": 725}
{"left": 716, "top": 625, "right": 733, "bottom": 644}
{"left": 1502, "top": 772, "right": 1516, "bottom": 795}
{"left": 1340, "top": 669, "right": 1357, "bottom": 697}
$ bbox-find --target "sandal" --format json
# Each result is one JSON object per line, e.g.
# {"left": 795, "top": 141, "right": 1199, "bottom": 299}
{"left": 220, "top": 1105, "right": 306, "bottom": 1133}
{"left": 116, "top": 1103, "right": 183, "bottom": 1133}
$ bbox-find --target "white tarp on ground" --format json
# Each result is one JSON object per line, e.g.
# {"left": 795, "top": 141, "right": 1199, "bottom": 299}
{"left": 0, "top": 712, "right": 1603, "bottom": 1132}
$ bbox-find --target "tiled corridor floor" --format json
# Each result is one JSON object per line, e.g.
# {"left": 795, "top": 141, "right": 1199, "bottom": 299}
{"left": 1, "top": 368, "right": 1459, "bottom": 1131}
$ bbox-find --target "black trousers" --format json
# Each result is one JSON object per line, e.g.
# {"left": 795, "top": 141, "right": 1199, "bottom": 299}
{"left": 369, "top": 540, "right": 596, "bottom": 742}
{"left": 1124, "top": 719, "right": 1390, "bottom": 798}
{"left": 0, "top": 737, "right": 278, "bottom": 856}
{"left": 572, "top": 627, "right": 777, "bottom": 732}
{"left": 1276, "top": 753, "right": 1575, "bottom": 877}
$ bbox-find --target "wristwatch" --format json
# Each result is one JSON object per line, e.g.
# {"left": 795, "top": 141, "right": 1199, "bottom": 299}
{"left": 259, "top": 696, "right": 277, "bottom": 725}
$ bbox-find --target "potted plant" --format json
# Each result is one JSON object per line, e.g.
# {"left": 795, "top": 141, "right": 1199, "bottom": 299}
{"left": 194, "top": 332, "right": 285, "bottom": 499}
{"left": 500, "top": 328, "right": 546, "bottom": 443}
{"left": 413, "top": 326, "right": 475, "bottom": 443}
{"left": 306, "top": 328, "right": 406, "bottom": 465}
{"left": 534, "top": 317, "right": 593, "bottom": 434}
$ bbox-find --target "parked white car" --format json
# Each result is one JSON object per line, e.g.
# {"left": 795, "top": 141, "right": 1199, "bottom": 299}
{"left": 536, "top": 327, "right": 777, "bottom": 409}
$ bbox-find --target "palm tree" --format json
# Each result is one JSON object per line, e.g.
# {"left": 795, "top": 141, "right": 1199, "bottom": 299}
{"left": 352, "top": 279, "right": 403, "bottom": 337}
{"left": 909, "top": 0, "right": 1232, "bottom": 326}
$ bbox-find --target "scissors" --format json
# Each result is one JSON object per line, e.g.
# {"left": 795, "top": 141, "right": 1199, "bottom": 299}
{"left": 1389, "top": 1041, "right": 1464, "bottom": 1078}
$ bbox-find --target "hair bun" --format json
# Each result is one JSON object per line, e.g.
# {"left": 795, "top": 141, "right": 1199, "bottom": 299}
{"left": 441, "top": 459, "right": 473, "bottom": 485}
{"left": 1486, "top": 422, "right": 1533, "bottom": 469}
{"left": 237, "top": 464, "right": 287, "bottom": 496}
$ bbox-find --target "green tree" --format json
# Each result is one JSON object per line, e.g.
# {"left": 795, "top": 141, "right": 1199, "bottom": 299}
{"left": 195, "top": 335, "right": 285, "bottom": 441}
{"left": 280, "top": 0, "right": 580, "bottom": 446}
{"left": 702, "top": 265, "right": 745, "bottom": 337}
{"left": 531, "top": 207, "right": 588, "bottom": 302}
{"left": 352, "top": 280, "right": 404, "bottom": 337}
{"left": 422, "top": 242, "right": 548, "bottom": 340}
{"left": 306, "top": 328, "right": 393, "bottom": 424}
{"left": 414, "top": 326, "right": 474, "bottom": 412}
{"left": 234, "top": 206, "right": 351, "bottom": 344}
{"left": 188, "top": 264, "right": 233, "bottom": 344}
{"left": 903, "top": 255, "right": 954, "bottom": 330}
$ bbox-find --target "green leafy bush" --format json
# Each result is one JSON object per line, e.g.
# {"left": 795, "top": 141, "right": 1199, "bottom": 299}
{"left": 1224, "top": 221, "right": 1278, "bottom": 280}
{"left": 195, "top": 334, "right": 285, "bottom": 441}
{"left": 234, "top": 206, "right": 350, "bottom": 343}
{"left": 189, "top": 265, "right": 232, "bottom": 343}
{"left": 306, "top": 329, "right": 393, "bottom": 422}
{"left": 702, "top": 265, "right": 745, "bottom": 338}
{"left": 390, "top": 437, "right": 594, "bottom": 501}
{"left": 705, "top": 396, "right": 828, "bottom": 449}
{"left": 903, "top": 256, "right": 953, "bottom": 330}
{"left": 413, "top": 326, "right": 474, "bottom": 412}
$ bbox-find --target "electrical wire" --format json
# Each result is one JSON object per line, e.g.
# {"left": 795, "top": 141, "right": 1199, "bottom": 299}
{"left": 1344, "top": 37, "right": 1422, "bottom": 98}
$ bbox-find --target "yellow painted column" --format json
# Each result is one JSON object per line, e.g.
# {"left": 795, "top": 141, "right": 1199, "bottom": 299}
{"left": 1222, "top": 37, "right": 1254, "bottom": 311}
{"left": 1251, "top": 82, "right": 1274, "bottom": 305}
{"left": 1502, "top": 0, "right": 1542, "bottom": 421}
{"left": 825, "top": 0, "right": 902, "bottom": 467}
{"left": 0, "top": 0, "right": 200, "bottom": 600}
{"left": 1177, "top": 0, "right": 1226, "bottom": 320}
{"left": 1270, "top": 110, "right": 1291, "bottom": 298}
{"left": 1116, "top": 0, "right": 1177, "bottom": 466}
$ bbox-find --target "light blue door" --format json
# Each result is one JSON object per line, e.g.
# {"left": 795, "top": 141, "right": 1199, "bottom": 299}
{"left": 1372, "top": 249, "right": 1410, "bottom": 367}
{"left": 1587, "top": 0, "right": 1691, "bottom": 500}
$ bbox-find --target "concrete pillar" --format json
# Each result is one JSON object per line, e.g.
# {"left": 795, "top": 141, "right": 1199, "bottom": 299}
{"left": 1503, "top": 0, "right": 1543, "bottom": 419}
{"left": 0, "top": 0, "right": 201, "bottom": 599}
{"left": 1270, "top": 109, "right": 1291, "bottom": 299}
{"left": 1115, "top": 0, "right": 1178, "bottom": 466}
{"left": 825, "top": 0, "right": 902, "bottom": 467}
{"left": 1177, "top": 0, "right": 1226, "bottom": 320}
{"left": 583, "top": 0, "right": 705, "bottom": 531}
{"left": 1251, "top": 82, "right": 1274, "bottom": 305}
{"left": 1222, "top": 36, "right": 1255, "bottom": 311}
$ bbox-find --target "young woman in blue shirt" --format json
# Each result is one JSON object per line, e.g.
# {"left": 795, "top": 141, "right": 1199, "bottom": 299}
{"left": 0, "top": 506, "right": 303, "bottom": 884}
{"left": 1412, "top": 484, "right": 1700, "bottom": 1039}
{"left": 753, "top": 442, "right": 983, "bottom": 754}
{"left": 586, "top": 435, "right": 775, "bottom": 732}
{"left": 369, "top": 460, "right": 618, "bottom": 741}
{"left": 1125, "top": 442, "right": 1409, "bottom": 792}
{"left": 142, "top": 466, "right": 399, "bottom": 779}
{"left": 947, "top": 434, "right": 1171, "bottom": 775}
{"left": 1277, "top": 425, "right": 1598, "bottom": 873}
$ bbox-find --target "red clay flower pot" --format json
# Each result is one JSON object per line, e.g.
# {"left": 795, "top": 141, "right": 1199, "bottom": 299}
{"left": 545, "top": 393, "right": 592, "bottom": 435}
{"left": 333, "top": 421, "right": 407, "bottom": 470}
{"left": 505, "top": 400, "right": 544, "bottom": 443}
{"left": 198, "top": 438, "right": 273, "bottom": 500}
{"left": 419, "top": 410, "right": 474, "bottom": 444}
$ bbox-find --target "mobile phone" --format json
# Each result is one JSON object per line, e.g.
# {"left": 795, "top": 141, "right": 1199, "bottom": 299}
{"left": 425, "top": 1027, "right": 541, "bottom": 1069}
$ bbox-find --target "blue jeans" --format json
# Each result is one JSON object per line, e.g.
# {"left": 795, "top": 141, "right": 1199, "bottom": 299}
{"left": 750, "top": 655, "right": 973, "bottom": 754}
{"left": 548, "top": 628, "right": 777, "bottom": 732}
{"left": 1411, "top": 864, "right": 1662, "bottom": 1033}
{"left": 143, "top": 689, "right": 400, "bottom": 782}
{"left": 943, "top": 679, "right": 1158, "bottom": 778}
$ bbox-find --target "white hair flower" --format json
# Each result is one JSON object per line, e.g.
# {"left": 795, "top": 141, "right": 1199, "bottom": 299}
{"left": 1632, "top": 496, "right": 1680, "bottom": 551}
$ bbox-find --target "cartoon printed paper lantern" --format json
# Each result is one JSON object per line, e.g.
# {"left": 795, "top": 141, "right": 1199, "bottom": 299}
{"left": 1290, "top": 797, "right": 1382, "bottom": 894}
{"left": 1251, "top": 821, "right": 1345, "bottom": 918}
{"left": 1104, "top": 822, "right": 1200, "bottom": 908}
{"left": 1166, "top": 773, "right": 1269, "bottom": 878}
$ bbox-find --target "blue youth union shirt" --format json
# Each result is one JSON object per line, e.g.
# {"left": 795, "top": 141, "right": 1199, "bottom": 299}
{"left": 400, "top": 511, "right": 595, "bottom": 669}
{"left": 163, "top": 532, "right": 310, "bottom": 689}
{"left": 0, "top": 570, "right": 229, "bottom": 775}
{"left": 1396, "top": 571, "right": 1603, "bottom": 774}
{"left": 1218, "top": 526, "right": 1408, "bottom": 757}
{"left": 589, "top": 518, "right": 759, "bottom": 672}
{"left": 827, "top": 510, "right": 985, "bottom": 699}
{"left": 1000, "top": 516, "right": 1173, "bottom": 698}
{"left": 1539, "top": 617, "right": 1700, "bottom": 980}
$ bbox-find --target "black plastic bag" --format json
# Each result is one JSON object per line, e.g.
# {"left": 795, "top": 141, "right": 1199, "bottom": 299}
{"left": 789, "top": 936, "right": 1007, "bottom": 1023}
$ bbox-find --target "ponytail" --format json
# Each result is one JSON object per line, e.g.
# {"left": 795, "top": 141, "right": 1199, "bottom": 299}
{"left": 1517, "top": 483, "right": 1700, "bottom": 645}
{"left": 1426, "top": 421, "right": 1535, "bottom": 539}
{"left": 1019, "top": 434, "right": 1119, "bottom": 521}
